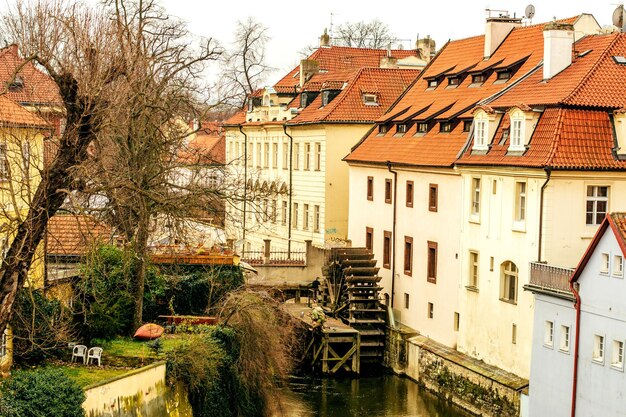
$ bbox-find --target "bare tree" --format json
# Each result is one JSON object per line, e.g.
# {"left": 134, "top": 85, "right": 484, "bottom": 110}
{"left": 334, "top": 19, "right": 397, "bottom": 49}
{"left": 0, "top": 0, "right": 222, "bottom": 335}
{"left": 218, "top": 17, "right": 272, "bottom": 108}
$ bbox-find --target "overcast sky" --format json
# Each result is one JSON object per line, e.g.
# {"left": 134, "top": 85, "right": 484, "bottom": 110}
{"left": 158, "top": 0, "right": 620, "bottom": 85}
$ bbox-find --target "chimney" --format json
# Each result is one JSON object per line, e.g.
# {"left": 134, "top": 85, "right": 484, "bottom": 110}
{"left": 320, "top": 29, "right": 330, "bottom": 47}
{"left": 543, "top": 22, "right": 575, "bottom": 80}
{"left": 380, "top": 56, "right": 398, "bottom": 68}
{"left": 416, "top": 36, "right": 436, "bottom": 61}
{"left": 299, "top": 59, "right": 320, "bottom": 87}
{"left": 484, "top": 16, "right": 522, "bottom": 59}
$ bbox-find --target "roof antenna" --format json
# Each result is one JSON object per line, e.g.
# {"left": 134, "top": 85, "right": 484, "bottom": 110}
{"left": 330, "top": 12, "right": 336, "bottom": 39}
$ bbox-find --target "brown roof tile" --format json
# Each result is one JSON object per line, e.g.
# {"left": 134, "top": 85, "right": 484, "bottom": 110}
{"left": 47, "top": 214, "right": 114, "bottom": 256}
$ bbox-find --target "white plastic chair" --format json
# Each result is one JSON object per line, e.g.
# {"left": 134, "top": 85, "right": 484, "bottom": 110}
{"left": 71, "top": 344, "right": 87, "bottom": 364}
{"left": 87, "top": 347, "right": 103, "bottom": 366}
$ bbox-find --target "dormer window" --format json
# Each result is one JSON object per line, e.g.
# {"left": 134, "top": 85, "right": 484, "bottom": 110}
{"left": 397, "top": 124, "right": 408, "bottom": 134}
{"left": 448, "top": 77, "right": 460, "bottom": 87}
{"left": 417, "top": 123, "right": 428, "bottom": 133}
{"left": 378, "top": 124, "right": 388, "bottom": 135}
{"left": 440, "top": 122, "right": 452, "bottom": 133}
{"left": 506, "top": 106, "right": 540, "bottom": 153}
{"left": 496, "top": 71, "right": 511, "bottom": 81}
{"left": 427, "top": 79, "right": 438, "bottom": 88}
{"left": 8, "top": 75, "right": 23, "bottom": 92}
{"left": 471, "top": 74, "right": 486, "bottom": 84}
{"left": 510, "top": 118, "right": 523, "bottom": 150}
{"left": 363, "top": 93, "right": 378, "bottom": 106}
{"left": 463, "top": 121, "right": 472, "bottom": 132}
{"left": 300, "top": 92, "right": 318, "bottom": 108}
{"left": 322, "top": 90, "right": 340, "bottom": 106}
{"left": 474, "top": 120, "right": 488, "bottom": 150}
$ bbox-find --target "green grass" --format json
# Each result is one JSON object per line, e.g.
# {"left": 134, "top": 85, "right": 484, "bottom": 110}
{"left": 57, "top": 365, "right": 130, "bottom": 388}
{"left": 95, "top": 334, "right": 198, "bottom": 359}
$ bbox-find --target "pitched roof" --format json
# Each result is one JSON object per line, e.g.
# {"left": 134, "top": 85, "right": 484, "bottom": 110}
{"left": 0, "top": 45, "right": 62, "bottom": 106}
{"left": 571, "top": 213, "right": 626, "bottom": 283}
{"left": 345, "top": 19, "right": 567, "bottom": 167}
{"left": 274, "top": 46, "right": 419, "bottom": 94}
{"left": 46, "top": 214, "right": 114, "bottom": 257}
{"left": 0, "top": 95, "right": 48, "bottom": 127}
{"left": 287, "top": 67, "right": 419, "bottom": 125}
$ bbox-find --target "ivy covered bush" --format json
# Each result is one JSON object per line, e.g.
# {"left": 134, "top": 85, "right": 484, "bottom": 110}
{"left": 0, "top": 368, "right": 85, "bottom": 417}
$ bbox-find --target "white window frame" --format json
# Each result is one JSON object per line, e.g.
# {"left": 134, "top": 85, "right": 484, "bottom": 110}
{"left": 363, "top": 93, "right": 378, "bottom": 105}
{"left": 293, "top": 202, "right": 299, "bottom": 229}
{"left": 514, "top": 181, "right": 527, "bottom": 227}
{"left": 544, "top": 321, "right": 554, "bottom": 348}
{"left": 281, "top": 201, "right": 288, "bottom": 226}
{"left": 468, "top": 250, "right": 479, "bottom": 288}
{"left": 314, "top": 142, "right": 322, "bottom": 171}
{"left": 282, "top": 140, "right": 289, "bottom": 170}
{"left": 593, "top": 334, "right": 605, "bottom": 364}
{"left": 470, "top": 178, "right": 481, "bottom": 220}
{"left": 303, "top": 203, "right": 310, "bottom": 230}
{"left": 272, "top": 142, "right": 278, "bottom": 168}
{"left": 586, "top": 185, "right": 609, "bottom": 226}
{"left": 313, "top": 205, "right": 320, "bottom": 232}
{"left": 509, "top": 117, "right": 524, "bottom": 151}
{"left": 263, "top": 142, "right": 270, "bottom": 168}
{"left": 304, "top": 143, "right": 311, "bottom": 170}
{"left": 560, "top": 325, "right": 570, "bottom": 353}
{"left": 612, "top": 340, "right": 624, "bottom": 371}
{"left": 473, "top": 120, "right": 488, "bottom": 151}
{"left": 601, "top": 253, "right": 610, "bottom": 275}
{"left": 613, "top": 254, "right": 624, "bottom": 278}
{"left": 500, "top": 261, "right": 518, "bottom": 304}
{"left": 293, "top": 143, "right": 300, "bottom": 170}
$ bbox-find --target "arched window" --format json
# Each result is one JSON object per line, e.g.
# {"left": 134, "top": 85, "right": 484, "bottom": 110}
{"left": 500, "top": 261, "right": 518, "bottom": 303}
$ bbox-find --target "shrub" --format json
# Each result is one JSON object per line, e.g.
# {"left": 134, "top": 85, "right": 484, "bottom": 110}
{"left": 0, "top": 368, "right": 85, "bottom": 417}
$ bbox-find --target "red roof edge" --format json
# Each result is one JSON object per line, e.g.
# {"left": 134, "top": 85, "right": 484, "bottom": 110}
{"left": 570, "top": 214, "right": 620, "bottom": 283}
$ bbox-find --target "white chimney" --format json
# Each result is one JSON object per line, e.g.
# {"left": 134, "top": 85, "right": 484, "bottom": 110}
{"left": 484, "top": 16, "right": 522, "bottom": 59}
{"left": 543, "top": 22, "right": 575, "bottom": 80}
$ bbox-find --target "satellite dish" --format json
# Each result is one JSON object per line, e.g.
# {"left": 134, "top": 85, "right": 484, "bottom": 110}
{"left": 525, "top": 4, "right": 536, "bottom": 20}
{"left": 612, "top": 5, "right": 626, "bottom": 31}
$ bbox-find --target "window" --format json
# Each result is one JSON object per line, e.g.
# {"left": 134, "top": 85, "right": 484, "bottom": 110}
{"left": 271, "top": 199, "right": 277, "bottom": 223}
{"left": 428, "top": 79, "right": 438, "bottom": 88}
{"left": 256, "top": 142, "right": 261, "bottom": 168}
{"left": 492, "top": 179, "right": 497, "bottom": 194}
{"left": 440, "top": 122, "right": 452, "bottom": 133}
{"left": 314, "top": 205, "right": 320, "bottom": 232}
{"left": 404, "top": 236, "right": 413, "bottom": 276}
{"left": 272, "top": 143, "right": 278, "bottom": 168}
{"left": 293, "top": 203, "right": 299, "bottom": 229}
{"left": 429, "top": 184, "right": 438, "bottom": 212}
{"left": 472, "top": 73, "right": 486, "bottom": 84}
{"left": 303, "top": 204, "right": 310, "bottom": 230}
{"left": 385, "top": 179, "right": 392, "bottom": 204}
{"left": 0, "top": 143, "right": 8, "bottom": 179}
{"left": 397, "top": 124, "right": 407, "bottom": 134}
{"left": 8, "top": 75, "right": 23, "bottom": 92}
{"left": 586, "top": 186, "right": 608, "bottom": 225}
{"left": 544, "top": 321, "right": 554, "bottom": 347}
{"left": 512, "top": 324, "right": 517, "bottom": 344}
{"left": 417, "top": 123, "right": 428, "bottom": 133}
{"left": 367, "top": 177, "right": 374, "bottom": 201}
{"left": 601, "top": 253, "right": 610, "bottom": 274}
{"left": 614, "top": 255, "right": 624, "bottom": 278}
{"left": 560, "top": 325, "right": 570, "bottom": 352}
{"left": 378, "top": 124, "right": 388, "bottom": 134}
{"left": 304, "top": 143, "right": 311, "bottom": 170}
{"left": 427, "top": 241, "right": 437, "bottom": 283}
{"left": 474, "top": 120, "right": 487, "bottom": 149}
{"left": 293, "top": 143, "right": 300, "bottom": 170}
{"left": 404, "top": 293, "right": 410, "bottom": 309}
{"left": 593, "top": 335, "right": 605, "bottom": 363}
{"left": 500, "top": 261, "right": 518, "bottom": 303}
{"left": 281, "top": 201, "right": 288, "bottom": 226}
{"left": 515, "top": 182, "right": 526, "bottom": 222}
{"left": 314, "top": 143, "right": 321, "bottom": 171}
{"left": 282, "top": 140, "right": 289, "bottom": 169}
{"left": 497, "top": 70, "right": 511, "bottom": 80}
{"left": 406, "top": 181, "right": 414, "bottom": 207}
{"left": 247, "top": 145, "right": 253, "bottom": 168}
{"left": 471, "top": 178, "right": 481, "bottom": 217}
{"left": 365, "top": 227, "right": 373, "bottom": 251}
{"left": 363, "top": 93, "right": 378, "bottom": 105}
{"left": 427, "top": 302, "right": 434, "bottom": 318}
{"left": 469, "top": 251, "right": 479, "bottom": 288}
{"left": 383, "top": 231, "right": 392, "bottom": 269}
{"left": 263, "top": 143, "right": 269, "bottom": 167}
{"left": 448, "top": 77, "right": 460, "bottom": 86}
{"left": 463, "top": 120, "right": 472, "bottom": 132}
{"left": 612, "top": 340, "right": 624, "bottom": 369}
{"left": 454, "top": 312, "right": 460, "bottom": 331}
{"left": 490, "top": 256, "right": 494, "bottom": 271}
{"left": 511, "top": 118, "right": 523, "bottom": 149}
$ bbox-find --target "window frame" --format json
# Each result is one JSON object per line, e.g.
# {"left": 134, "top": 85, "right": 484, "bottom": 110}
{"left": 383, "top": 231, "right": 392, "bottom": 269}
{"left": 292, "top": 202, "right": 299, "bottom": 229}
{"left": 468, "top": 250, "right": 479, "bottom": 289}
{"left": 314, "top": 205, "right": 320, "bottom": 233}
{"left": 427, "top": 241, "right": 438, "bottom": 283}
{"left": 429, "top": 184, "right": 438, "bottom": 212}
{"left": 514, "top": 181, "right": 527, "bottom": 226}
{"left": 367, "top": 177, "right": 374, "bottom": 201}
{"left": 470, "top": 178, "right": 481, "bottom": 219}
{"left": 314, "top": 142, "right": 322, "bottom": 171}
{"left": 593, "top": 334, "right": 605, "bottom": 364}
{"left": 560, "top": 325, "right": 570, "bottom": 353}
{"left": 272, "top": 142, "right": 278, "bottom": 168}
{"left": 365, "top": 227, "right": 373, "bottom": 251}
{"left": 303, "top": 203, "right": 310, "bottom": 230}
{"left": 293, "top": 143, "right": 300, "bottom": 170}
{"left": 404, "top": 236, "right": 413, "bottom": 276}
{"left": 385, "top": 178, "right": 392, "bottom": 204}
{"left": 406, "top": 181, "right": 414, "bottom": 208}
{"left": 473, "top": 119, "right": 488, "bottom": 150}
{"left": 304, "top": 143, "right": 311, "bottom": 170}
{"left": 586, "top": 185, "right": 609, "bottom": 226}
{"left": 404, "top": 293, "right": 410, "bottom": 309}
{"left": 397, "top": 123, "right": 408, "bottom": 134}
{"left": 510, "top": 117, "right": 524, "bottom": 150}
{"left": 427, "top": 302, "right": 434, "bottom": 319}
{"left": 601, "top": 252, "right": 610, "bottom": 275}
{"left": 417, "top": 123, "right": 428, "bottom": 133}
{"left": 281, "top": 201, "right": 288, "bottom": 226}
{"left": 544, "top": 320, "right": 554, "bottom": 348}
{"left": 613, "top": 254, "right": 624, "bottom": 278}
{"left": 612, "top": 339, "right": 625, "bottom": 370}
{"left": 500, "top": 261, "right": 519, "bottom": 304}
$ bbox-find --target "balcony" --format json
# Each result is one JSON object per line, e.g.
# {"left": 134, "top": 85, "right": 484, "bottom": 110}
{"left": 526, "top": 262, "right": 575, "bottom": 299}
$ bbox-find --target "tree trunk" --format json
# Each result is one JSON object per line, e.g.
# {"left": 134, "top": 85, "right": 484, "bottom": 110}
{"left": 131, "top": 211, "right": 150, "bottom": 332}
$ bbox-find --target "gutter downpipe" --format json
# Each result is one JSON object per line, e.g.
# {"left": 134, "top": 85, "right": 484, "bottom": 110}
{"left": 570, "top": 279, "right": 581, "bottom": 417}
{"left": 239, "top": 125, "right": 248, "bottom": 243}
{"left": 284, "top": 125, "right": 294, "bottom": 258}
{"left": 387, "top": 161, "right": 398, "bottom": 309}
{"left": 537, "top": 167, "right": 552, "bottom": 262}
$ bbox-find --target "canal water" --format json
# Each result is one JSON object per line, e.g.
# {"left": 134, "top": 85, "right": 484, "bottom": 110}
{"left": 272, "top": 374, "right": 470, "bottom": 417}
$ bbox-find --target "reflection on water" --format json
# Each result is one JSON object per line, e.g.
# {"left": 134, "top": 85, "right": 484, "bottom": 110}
{"left": 272, "top": 374, "right": 469, "bottom": 417}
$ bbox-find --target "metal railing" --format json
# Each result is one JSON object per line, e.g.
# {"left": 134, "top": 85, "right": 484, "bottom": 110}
{"left": 241, "top": 249, "right": 306, "bottom": 266}
{"left": 529, "top": 262, "right": 575, "bottom": 294}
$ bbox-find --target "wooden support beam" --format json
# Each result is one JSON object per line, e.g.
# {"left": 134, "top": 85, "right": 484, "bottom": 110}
{"left": 322, "top": 335, "right": 329, "bottom": 373}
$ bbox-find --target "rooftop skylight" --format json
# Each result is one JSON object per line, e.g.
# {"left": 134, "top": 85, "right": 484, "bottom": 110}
{"left": 613, "top": 56, "right": 626, "bottom": 65}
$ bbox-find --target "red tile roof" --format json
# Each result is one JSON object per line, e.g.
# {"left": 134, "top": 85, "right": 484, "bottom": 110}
{"left": 0, "top": 45, "right": 62, "bottom": 106}
{"left": 47, "top": 214, "right": 114, "bottom": 256}
{"left": 346, "top": 19, "right": 571, "bottom": 167}
{"left": 178, "top": 122, "right": 225, "bottom": 165}
{"left": 0, "top": 95, "right": 48, "bottom": 127}
{"left": 287, "top": 68, "right": 419, "bottom": 125}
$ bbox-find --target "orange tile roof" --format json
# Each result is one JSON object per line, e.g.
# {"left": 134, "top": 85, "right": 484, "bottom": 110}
{"left": 47, "top": 214, "right": 114, "bottom": 256}
{"left": 0, "top": 45, "right": 62, "bottom": 106}
{"left": 0, "top": 95, "right": 48, "bottom": 127}
{"left": 274, "top": 46, "right": 419, "bottom": 93}
{"left": 346, "top": 19, "right": 570, "bottom": 167}
{"left": 287, "top": 68, "right": 419, "bottom": 125}
{"left": 178, "top": 124, "right": 225, "bottom": 165}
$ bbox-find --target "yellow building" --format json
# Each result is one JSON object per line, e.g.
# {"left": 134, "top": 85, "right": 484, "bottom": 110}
{"left": 224, "top": 33, "right": 427, "bottom": 254}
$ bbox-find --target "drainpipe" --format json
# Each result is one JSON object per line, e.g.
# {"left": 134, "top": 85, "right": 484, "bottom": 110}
{"left": 387, "top": 161, "right": 398, "bottom": 308}
{"left": 570, "top": 280, "right": 581, "bottom": 417}
{"left": 537, "top": 167, "right": 552, "bottom": 262}
{"left": 239, "top": 125, "right": 248, "bottom": 243}
{"left": 283, "top": 125, "right": 294, "bottom": 258}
